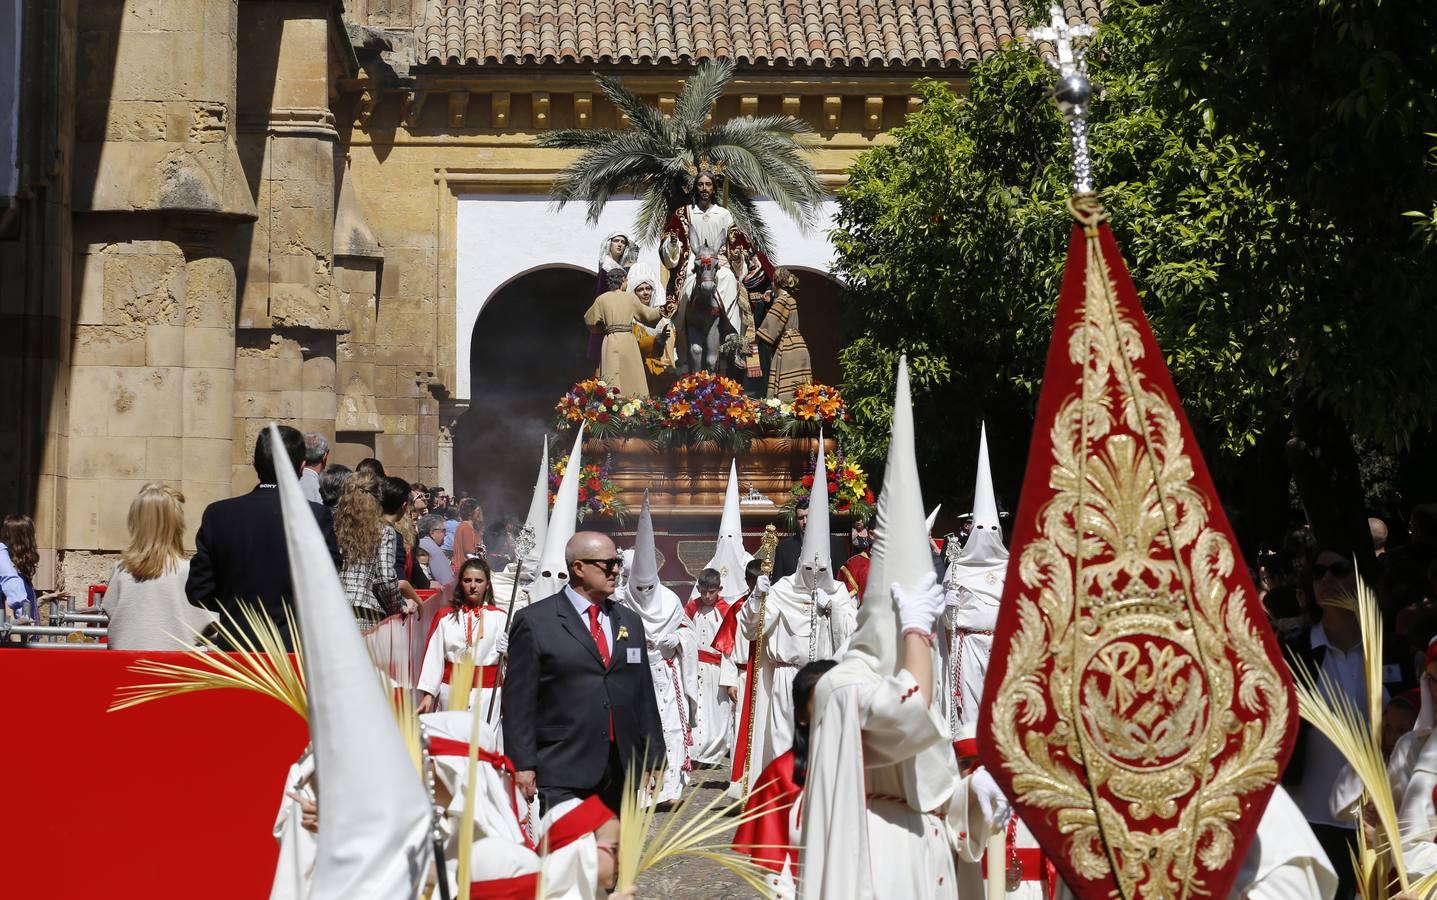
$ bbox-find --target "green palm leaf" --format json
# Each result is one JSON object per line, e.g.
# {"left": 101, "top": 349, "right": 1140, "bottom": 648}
{"left": 536, "top": 60, "right": 824, "bottom": 249}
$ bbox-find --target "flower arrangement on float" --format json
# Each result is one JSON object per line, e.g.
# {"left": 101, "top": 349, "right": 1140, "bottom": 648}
{"left": 549, "top": 453, "right": 628, "bottom": 521}
{"left": 784, "top": 444, "right": 876, "bottom": 523}
{"left": 552, "top": 373, "right": 848, "bottom": 451}
{"left": 554, "top": 378, "right": 628, "bottom": 440}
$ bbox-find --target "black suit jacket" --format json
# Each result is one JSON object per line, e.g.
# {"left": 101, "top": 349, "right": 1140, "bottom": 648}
{"left": 503, "top": 590, "right": 666, "bottom": 793}
{"left": 185, "top": 487, "right": 342, "bottom": 650}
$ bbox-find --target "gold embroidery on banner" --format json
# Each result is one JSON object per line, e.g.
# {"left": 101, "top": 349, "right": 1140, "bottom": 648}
{"left": 990, "top": 198, "right": 1291, "bottom": 899}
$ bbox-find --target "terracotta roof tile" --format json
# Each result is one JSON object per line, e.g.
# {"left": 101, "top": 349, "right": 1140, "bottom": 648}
{"left": 417, "top": 0, "right": 1103, "bottom": 68}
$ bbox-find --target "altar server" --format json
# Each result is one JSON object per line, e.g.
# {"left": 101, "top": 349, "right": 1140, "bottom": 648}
{"left": 681, "top": 568, "right": 735, "bottom": 765}
{"left": 416, "top": 558, "right": 509, "bottom": 715}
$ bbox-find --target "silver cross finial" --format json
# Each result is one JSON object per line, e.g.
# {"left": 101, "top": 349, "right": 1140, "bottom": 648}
{"left": 1030, "top": 4, "right": 1097, "bottom": 193}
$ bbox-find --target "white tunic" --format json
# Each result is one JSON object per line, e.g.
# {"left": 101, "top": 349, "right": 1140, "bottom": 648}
{"left": 739, "top": 577, "right": 856, "bottom": 781}
{"left": 269, "top": 750, "right": 318, "bottom": 900}
{"left": 798, "top": 658, "right": 959, "bottom": 900}
{"left": 940, "top": 582, "right": 999, "bottom": 738}
{"left": 417, "top": 605, "right": 508, "bottom": 717}
{"left": 680, "top": 600, "right": 735, "bottom": 766}
{"left": 620, "top": 582, "right": 692, "bottom": 805}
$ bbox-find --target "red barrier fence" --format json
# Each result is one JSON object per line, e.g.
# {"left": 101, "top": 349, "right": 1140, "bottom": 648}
{"left": 2, "top": 649, "right": 309, "bottom": 898}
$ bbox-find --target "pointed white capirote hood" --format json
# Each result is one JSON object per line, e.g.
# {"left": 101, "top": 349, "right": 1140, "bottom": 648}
{"left": 630, "top": 491, "right": 659, "bottom": 593}
{"left": 948, "top": 423, "right": 1008, "bottom": 605}
{"left": 796, "top": 431, "right": 835, "bottom": 592}
{"left": 518, "top": 435, "right": 550, "bottom": 573}
{"left": 847, "top": 358, "right": 932, "bottom": 675}
{"left": 621, "top": 491, "right": 684, "bottom": 637}
{"left": 926, "top": 505, "right": 941, "bottom": 535}
{"left": 699, "top": 459, "right": 752, "bottom": 599}
{"left": 530, "top": 424, "right": 585, "bottom": 599}
{"left": 268, "top": 425, "right": 431, "bottom": 899}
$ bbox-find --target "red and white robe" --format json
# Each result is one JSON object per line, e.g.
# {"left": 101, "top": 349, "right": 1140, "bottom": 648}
{"left": 680, "top": 596, "right": 734, "bottom": 766}
{"left": 417, "top": 604, "right": 507, "bottom": 717}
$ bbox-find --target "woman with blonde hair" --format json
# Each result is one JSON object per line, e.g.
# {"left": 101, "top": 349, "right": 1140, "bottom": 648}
{"left": 336, "top": 471, "right": 418, "bottom": 624}
{"left": 102, "top": 483, "right": 217, "bottom": 650}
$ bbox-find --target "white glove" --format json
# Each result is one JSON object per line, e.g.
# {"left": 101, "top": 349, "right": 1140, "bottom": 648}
{"left": 969, "top": 766, "right": 1013, "bottom": 830}
{"left": 893, "top": 572, "right": 946, "bottom": 635}
{"left": 944, "top": 584, "right": 965, "bottom": 610}
{"left": 656, "top": 631, "right": 681, "bottom": 656}
{"left": 754, "top": 575, "right": 772, "bottom": 596}
{"left": 494, "top": 630, "right": 509, "bottom": 655}
{"left": 815, "top": 588, "right": 836, "bottom": 611}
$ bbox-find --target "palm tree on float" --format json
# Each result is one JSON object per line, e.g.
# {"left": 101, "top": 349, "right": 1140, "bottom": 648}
{"left": 538, "top": 59, "right": 824, "bottom": 251}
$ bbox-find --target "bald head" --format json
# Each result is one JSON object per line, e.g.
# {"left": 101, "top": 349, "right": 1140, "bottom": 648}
{"left": 567, "top": 531, "right": 620, "bottom": 600}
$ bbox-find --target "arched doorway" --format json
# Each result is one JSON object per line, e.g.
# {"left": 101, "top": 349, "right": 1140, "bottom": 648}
{"left": 787, "top": 268, "right": 845, "bottom": 387}
{"left": 453, "top": 265, "right": 595, "bottom": 520}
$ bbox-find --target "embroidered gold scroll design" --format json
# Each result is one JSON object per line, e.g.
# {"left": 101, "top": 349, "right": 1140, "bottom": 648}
{"left": 989, "top": 197, "right": 1291, "bottom": 899}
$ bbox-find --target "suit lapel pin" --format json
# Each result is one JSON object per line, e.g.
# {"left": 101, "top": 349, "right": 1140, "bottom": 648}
{"left": 616, "top": 625, "right": 629, "bottom": 642}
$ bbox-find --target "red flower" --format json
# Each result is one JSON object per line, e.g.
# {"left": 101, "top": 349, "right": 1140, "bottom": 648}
{"left": 594, "top": 386, "right": 607, "bottom": 398}
{"left": 587, "top": 477, "right": 602, "bottom": 491}
{"left": 827, "top": 480, "right": 838, "bottom": 492}
{"left": 801, "top": 474, "right": 814, "bottom": 488}
{"left": 864, "top": 488, "right": 875, "bottom": 503}
{"left": 578, "top": 488, "right": 590, "bottom": 501}
{"left": 597, "top": 411, "right": 611, "bottom": 423}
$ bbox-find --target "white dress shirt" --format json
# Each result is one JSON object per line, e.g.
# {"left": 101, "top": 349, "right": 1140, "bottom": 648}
{"left": 1292, "top": 622, "right": 1384, "bottom": 828}
{"left": 564, "top": 584, "right": 613, "bottom": 650}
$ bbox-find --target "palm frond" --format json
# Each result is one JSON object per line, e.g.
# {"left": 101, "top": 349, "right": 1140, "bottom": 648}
{"left": 450, "top": 649, "right": 477, "bottom": 713}
{"left": 1290, "top": 572, "right": 1410, "bottom": 892}
{"left": 595, "top": 72, "right": 671, "bottom": 142}
{"left": 538, "top": 65, "right": 822, "bottom": 246}
{"left": 110, "top": 603, "right": 307, "bottom": 720}
{"left": 674, "top": 59, "right": 735, "bottom": 131}
{"left": 537, "top": 128, "right": 629, "bottom": 151}
{"left": 455, "top": 693, "right": 488, "bottom": 900}
{"left": 617, "top": 758, "right": 786, "bottom": 894}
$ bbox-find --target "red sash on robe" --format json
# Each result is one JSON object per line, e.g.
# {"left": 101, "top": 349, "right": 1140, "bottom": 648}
{"left": 733, "top": 750, "right": 800, "bottom": 874}
{"left": 710, "top": 593, "right": 748, "bottom": 657}
{"left": 439, "top": 662, "right": 502, "bottom": 688}
{"left": 468, "top": 873, "right": 538, "bottom": 899}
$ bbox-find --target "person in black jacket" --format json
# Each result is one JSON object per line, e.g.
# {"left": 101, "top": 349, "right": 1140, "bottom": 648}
{"left": 185, "top": 425, "right": 341, "bottom": 650}
{"left": 502, "top": 531, "right": 666, "bottom": 815}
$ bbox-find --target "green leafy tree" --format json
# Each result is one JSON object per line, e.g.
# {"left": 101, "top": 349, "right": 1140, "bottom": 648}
{"left": 538, "top": 59, "right": 824, "bottom": 250}
{"left": 834, "top": 0, "right": 1437, "bottom": 556}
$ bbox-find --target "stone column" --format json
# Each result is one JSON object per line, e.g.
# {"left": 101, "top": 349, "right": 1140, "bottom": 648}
{"left": 232, "top": 1, "right": 346, "bottom": 491}
{"left": 66, "top": 0, "right": 254, "bottom": 566}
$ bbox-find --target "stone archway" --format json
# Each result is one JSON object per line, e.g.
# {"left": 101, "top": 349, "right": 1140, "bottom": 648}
{"left": 452, "top": 265, "right": 596, "bottom": 520}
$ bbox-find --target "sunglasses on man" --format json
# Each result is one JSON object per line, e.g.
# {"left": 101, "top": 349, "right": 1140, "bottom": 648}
{"left": 1312, "top": 558, "right": 1353, "bottom": 580}
{"left": 579, "top": 557, "right": 623, "bottom": 573}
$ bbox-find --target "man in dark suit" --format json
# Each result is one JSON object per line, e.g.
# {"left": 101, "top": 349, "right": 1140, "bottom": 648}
{"left": 186, "top": 425, "right": 342, "bottom": 650}
{"left": 503, "top": 531, "right": 666, "bottom": 815}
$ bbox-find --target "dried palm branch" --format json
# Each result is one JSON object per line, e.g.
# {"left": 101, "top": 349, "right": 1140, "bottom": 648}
{"left": 450, "top": 650, "right": 477, "bottom": 714}
{"left": 110, "top": 603, "right": 306, "bottom": 719}
{"left": 1290, "top": 572, "right": 1410, "bottom": 893}
{"left": 1408, "top": 867, "right": 1437, "bottom": 899}
{"left": 455, "top": 695, "right": 486, "bottom": 900}
{"left": 616, "top": 758, "right": 790, "bottom": 894}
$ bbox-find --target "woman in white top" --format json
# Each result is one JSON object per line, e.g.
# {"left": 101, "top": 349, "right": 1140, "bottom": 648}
{"left": 102, "top": 482, "right": 217, "bottom": 650}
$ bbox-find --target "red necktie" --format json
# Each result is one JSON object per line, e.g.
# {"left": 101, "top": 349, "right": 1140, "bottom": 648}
{"left": 586, "top": 604, "right": 615, "bottom": 741}
{"left": 586, "top": 604, "right": 611, "bottom": 667}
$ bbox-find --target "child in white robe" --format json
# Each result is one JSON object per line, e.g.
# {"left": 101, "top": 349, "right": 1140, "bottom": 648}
{"left": 417, "top": 557, "right": 509, "bottom": 716}
{"left": 681, "top": 567, "right": 736, "bottom": 766}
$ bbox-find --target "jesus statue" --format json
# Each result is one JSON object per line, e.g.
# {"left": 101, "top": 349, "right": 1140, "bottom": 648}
{"left": 660, "top": 164, "right": 773, "bottom": 375}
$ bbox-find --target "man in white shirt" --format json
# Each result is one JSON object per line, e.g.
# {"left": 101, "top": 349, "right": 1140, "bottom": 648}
{"left": 299, "top": 432, "right": 328, "bottom": 504}
{"left": 1283, "top": 548, "right": 1376, "bottom": 900}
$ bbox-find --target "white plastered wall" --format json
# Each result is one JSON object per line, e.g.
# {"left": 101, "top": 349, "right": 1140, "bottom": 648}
{"left": 454, "top": 194, "right": 840, "bottom": 399}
